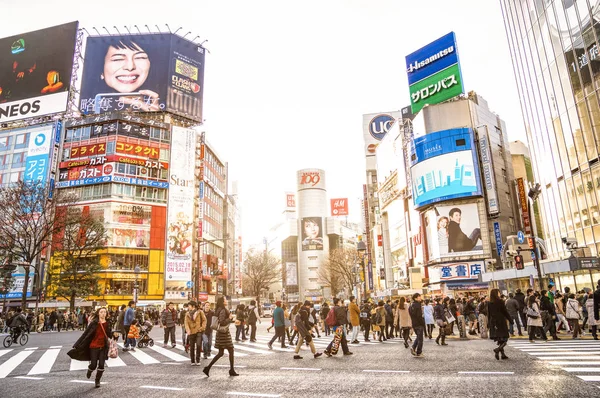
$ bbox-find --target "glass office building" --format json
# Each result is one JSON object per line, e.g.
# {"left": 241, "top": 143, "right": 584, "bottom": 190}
{"left": 501, "top": 0, "right": 600, "bottom": 259}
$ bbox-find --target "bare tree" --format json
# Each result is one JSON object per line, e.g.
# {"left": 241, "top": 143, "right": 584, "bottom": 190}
{"left": 49, "top": 208, "right": 108, "bottom": 312}
{"left": 320, "top": 247, "right": 359, "bottom": 297}
{"left": 0, "top": 181, "right": 77, "bottom": 309}
{"left": 242, "top": 249, "right": 281, "bottom": 307}
{"left": 0, "top": 265, "right": 15, "bottom": 313}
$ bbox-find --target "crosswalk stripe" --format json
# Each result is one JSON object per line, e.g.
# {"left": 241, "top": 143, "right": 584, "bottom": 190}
{"left": 70, "top": 359, "right": 89, "bottom": 371}
{"left": 0, "top": 350, "right": 34, "bottom": 378}
{"left": 530, "top": 352, "right": 600, "bottom": 356}
{"left": 0, "top": 349, "right": 13, "bottom": 359}
{"left": 549, "top": 361, "right": 600, "bottom": 366}
{"left": 173, "top": 341, "right": 249, "bottom": 357}
{"left": 561, "top": 368, "right": 600, "bottom": 372}
{"left": 231, "top": 344, "right": 274, "bottom": 355}
{"left": 117, "top": 344, "right": 160, "bottom": 365}
{"left": 536, "top": 356, "right": 600, "bottom": 360}
{"left": 577, "top": 375, "right": 600, "bottom": 381}
{"left": 148, "top": 345, "right": 189, "bottom": 362}
{"left": 106, "top": 355, "right": 127, "bottom": 367}
{"left": 28, "top": 348, "right": 60, "bottom": 375}
{"left": 519, "top": 348, "right": 600, "bottom": 352}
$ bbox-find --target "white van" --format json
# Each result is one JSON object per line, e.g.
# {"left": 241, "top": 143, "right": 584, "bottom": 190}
{"left": 261, "top": 304, "right": 273, "bottom": 317}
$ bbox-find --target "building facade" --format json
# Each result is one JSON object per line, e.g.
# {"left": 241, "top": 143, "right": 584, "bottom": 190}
{"left": 501, "top": 0, "right": 600, "bottom": 291}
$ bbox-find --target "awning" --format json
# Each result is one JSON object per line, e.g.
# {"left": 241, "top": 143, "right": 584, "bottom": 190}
{"left": 444, "top": 281, "right": 489, "bottom": 291}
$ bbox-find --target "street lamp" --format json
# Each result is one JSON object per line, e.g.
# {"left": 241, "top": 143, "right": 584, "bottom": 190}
{"left": 357, "top": 241, "right": 367, "bottom": 301}
{"left": 134, "top": 265, "right": 140, "bottom": 305}
{"left": 527, "top": 183, "right": 544, "bottom": 290}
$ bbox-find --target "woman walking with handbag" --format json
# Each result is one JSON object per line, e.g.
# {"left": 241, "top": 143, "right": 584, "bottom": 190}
{"left": 203, "top": 296, "right": 238, "bottom": 377}
{"left": 488, "top": 289, "right": 512, "bottom": 360}
{"left": 527, "top": 294, "right": 546, "bottom": 342}
{"left": 70, "top": 307, "right": 113, "bottom": 388}
{"left": 433, "top": 298, "right": 448, "bottom": 346}
{"left": 566, "top": 293, "right": 583, "bottom": 339}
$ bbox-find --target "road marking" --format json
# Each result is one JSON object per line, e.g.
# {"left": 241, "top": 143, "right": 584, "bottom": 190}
{"left": 577, "top": 375, "right": 600, "bottom": 381}
{"left": 561, "top": 367, "right": 600, "bottom": 372}
{"left": 226, "top": 392, "right": 281, "bottom": 398}
{"left": 117, "top": 344, "right": 159, "bottom": 365}
{"left": 548, "top": 361, "right": 600, "bottom": 366}
{"left": 363, "top": 370, "right": 410, "bottom": 373}
{"left": 537, "top": 356, "right": 600, "bottom": 360}
{"left": 49, "top": 346, "right": 62, "bottom": 349}
{"left": 232, "top": 345, "right": 274, "bottom": 355}
{"left": 458, "top": 371, "right": 514, "bottom": 375}
{"left": 0, "top": 349, "right": 13, "bottom": 359}
{"left": 148, "top": 345, "right": 189, "bottom": 362}
{"left": 106, "top": 355, "right": 127, "bottom": 367}
{"left": 215, "top": 364, "right": 248, "bottom": 368}
{"left": 28, "top": 348, "right": 60, "bottom": 375}
{"left": 15, "top": 376, "right": 44, "bottom": 380}
{"left": 0, "top": 350, "right": 34, "bottom": 378}
{"left": 163, "top": 362, "right": 183, "bottom": 365}
{"left": 69, "top": 359, "right": 89, "bottom": 371}
{"left": 172, "top": 342, "right": 249, "bottom": 357}
{"left": 280, "top": 367, "right": 321, "bottom": 371}
{"left": 519, "top": 348, "right": 600, "bottom": 351}
{"left": 527, "top": 352, "right": 600, "bottom": 356}
{"left": 70, "top": 380, "right": 106, "bottom": 384}
{"left": 140, "top": 385, "right": 184, "bottom": 391}
{"left": 24, "top": 347, "right": 38, "bottom": 350}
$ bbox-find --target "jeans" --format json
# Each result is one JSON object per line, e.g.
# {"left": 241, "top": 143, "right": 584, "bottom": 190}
{"left": 325, "top": 326, "right": 350, "bottom": 354}
{"left": 362, "top": 321, "right": 371, "bottom": 340}
{"left": 541, "top": 311, "right": 557, "bottom": 337}
{"left": 125, "top": 337, "right": 136, "bottom": 348}
{"left": 386, "top": 321, "right": 394, "bottom": 338}
{"left": 89, "top": 347, "right": 106, "bottom": 372}
{"left": 412, "top": 326, "right": 424, "bottom": 355}
{"left": 123, "top": 325, "right": 132, "bottom": 348}
{"left": 189, "top": 333, "right": 202, "bottom": 363}
{"left": 249, "top": 323, "right": 257, "bottom": 341}
{"left": 181, "top": 326, "right": 187, "bottom": 346}
{"left": 163, "top": 325, "right": 176, "bottom": 345}
{"left": 426, "top": 324, "right": 434, "bottom": 338}
{"left": 350, "top": 324, "right": 359, "bottom": 342}
{"left": 235, "top": 325, "right": 244, "bottom": 341}
{"left": 202, "top": 332, "right": 213, "bottom": 357}
{"left": 269, "top": 326, "right": 287, "bottom": 347}
{"left": 509, "top": 314, "right": 523, "bottom": 335}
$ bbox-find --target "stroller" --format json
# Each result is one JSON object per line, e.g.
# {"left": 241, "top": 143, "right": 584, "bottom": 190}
{"left": 137, "top": 320, "right": 155, "bottom": 348}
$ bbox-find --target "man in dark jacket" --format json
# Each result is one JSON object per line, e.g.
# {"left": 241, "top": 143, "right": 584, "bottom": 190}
{"left": 360, "top": 300, "right": 372, "bottom": 342}
{"left": 505, "top": 293, "right": 522, "bottom": 336}
{"left": 409, "top": 293, "right": 425, "bottom": 357}
{"left": 161, "top": 302, "right": 178, "bottom": 348}
{"left": 324, "top": 297, "right": 352, "bottom": 356}
{"left": 447, "top": 207, "right": 481, "bottom": 252}
{"left": 593, "top": 280, "right": 600, "bottom": 335}
{"left": 514, "top": 289, "right": 527, "bottom": 328}
{"left": 320, "top": 302, "right": 331, "bottom": 336}
{"left": 123, "top": 301, "right": 136, "bottom": 351}
{"left": 202, "top": 302, "right": 214, "bottom": 358}
{"left": 540, "top": 290, "right": 560, "bottom": 340}
{"left": 384, "top": 300, "right": 394, "bottom": 339}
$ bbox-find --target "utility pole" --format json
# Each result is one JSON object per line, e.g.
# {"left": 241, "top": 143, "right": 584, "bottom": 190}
{"left": 528, "top": 184, "right": 544, "bottom": 290}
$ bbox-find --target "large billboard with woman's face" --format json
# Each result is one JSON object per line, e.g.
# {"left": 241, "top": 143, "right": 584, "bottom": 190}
{"left": 301, "top": 217, "right": 323, "bottom": 251}
{"left": 79, "top": 33, "right": 205, "bottom": 122}
{"left": 0, "top": 22, "right": 78, "bottom": 123}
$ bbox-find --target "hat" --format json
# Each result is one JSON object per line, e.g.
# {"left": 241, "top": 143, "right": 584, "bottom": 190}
{"left": 275, "top": 300, "right": 282, "bottom": 306}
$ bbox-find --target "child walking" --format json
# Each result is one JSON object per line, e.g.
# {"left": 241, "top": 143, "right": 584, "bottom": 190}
{"left": 126, "top": 319, "right": 140, "bottom": 352}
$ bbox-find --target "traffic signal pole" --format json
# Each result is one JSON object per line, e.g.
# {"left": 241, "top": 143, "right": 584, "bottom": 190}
{"left": 528, "top": 199, "right": 544, "bottom": 290}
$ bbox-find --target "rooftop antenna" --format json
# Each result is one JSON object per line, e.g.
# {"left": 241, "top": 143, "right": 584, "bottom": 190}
{"left": 93, "top": 27, "right": 101, "bottom": 36}
{"left": 134, "top": 25, "right": 142, "bottom": 34}
{"left": 102, "top": 26, "right": 111, "bottom": 35}
{"left": 144, "top": 24, "right": 151, "bottom": 34}
{"left": 183, "top": 31, "right": 191, "bottom": 39}
{"left": 165, "top": 24, "right": 172, "bottom": 33}
{"left": 124, "top": 26, "right": 131, "bottom": 34}
{"left": 113, "top": 26, "right": 121, "bottom": 35}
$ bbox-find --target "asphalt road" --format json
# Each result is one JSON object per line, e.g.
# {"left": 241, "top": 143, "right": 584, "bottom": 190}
{"left": 1, "top": 321, "right": 599, "bottom": 398}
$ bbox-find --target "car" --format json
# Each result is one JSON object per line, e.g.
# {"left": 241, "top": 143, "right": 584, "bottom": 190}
{"left": 261, "top": 305, "right": 273, "bottom": 318}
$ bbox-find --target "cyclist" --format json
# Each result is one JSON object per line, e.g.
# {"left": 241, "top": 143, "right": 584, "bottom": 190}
{"left": 9, "top": 308, "right": 29, "bottom": 340}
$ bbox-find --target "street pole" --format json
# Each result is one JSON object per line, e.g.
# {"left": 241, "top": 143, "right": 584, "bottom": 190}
{"left": 527, "top": 193, "right": 544, "bottom": 291}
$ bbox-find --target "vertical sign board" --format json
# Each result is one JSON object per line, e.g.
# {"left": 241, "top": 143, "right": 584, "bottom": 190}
{"left": 363, "top": 184, "right": 372, "bottom": 263}
{"left": 330, "top": 198, "right": 349, "bottom": 216}
{"left": 166, "top": 126, "right": 196, "bottom": 281}
{"left": 24, "top": 125, "right": 53, "bottom": 184}
{"left": 517, "top": 177, "right": 531, "bottom": 234}
{"left": 286, "top": 192, "right": 296, "bottom": 210}
{"left": 406, "top": 32, "right": 464, "bottom": 114}
{"left": 367, "top": 260, "right": 374, "bottom": 291}
{"left": 493, "top": 222, "right": 503, "bottom": 255}
{"left": 478, "top": 130, "right": 499, "bottom": 214}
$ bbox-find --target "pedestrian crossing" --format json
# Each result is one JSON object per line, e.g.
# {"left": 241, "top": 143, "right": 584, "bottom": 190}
{"left": 509, "top": 339, "right": 600, "bottom": 387}
{"left": 0, "top": 332, "right": 404, "bottom": 378}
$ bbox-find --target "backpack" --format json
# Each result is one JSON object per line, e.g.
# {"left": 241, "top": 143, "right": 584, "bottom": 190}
{"left": 325, "top": 308, "right": 336, "bottom": 327}
{"left": 248, "top": 307, "right": 257, "bottom": 324}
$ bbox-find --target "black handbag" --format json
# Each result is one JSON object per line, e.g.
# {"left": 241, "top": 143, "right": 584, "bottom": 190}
{"left": 67, "top": 346, "right": 89, "bottom": 361}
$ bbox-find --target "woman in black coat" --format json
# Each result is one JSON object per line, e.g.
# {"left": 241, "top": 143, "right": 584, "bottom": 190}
{"left": 71, "top": 307, "right": 112, "bottom": 387}
{"left": 203, "top": 296, "right": 238, "bottom": 377}
{"left": 488, "top": 288, "right": 512, "bottom": 360}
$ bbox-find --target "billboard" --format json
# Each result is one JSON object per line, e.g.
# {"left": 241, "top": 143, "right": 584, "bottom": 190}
{"left": 165, "top": 126, "right": 196, "bottom": 281}
{"left": 406, "top": 32, "right": 464, "bottom": 114}
{"left": 286, "top": 262, "right": 298, "bottom": 286}
{"left": 0, "top": 22, "right": 78, "bottom": 123}
{"left": 79, "top": 34, "right": 205, "bottom": 121}
{"left": 410, "top": 128, "right": 481, "bottom": 209}
{"left": 330, "top": 198, "right": 349, "bottom": 216}
{"left": 478, "top": 129, "right": 499, "bottom": 214}
{"left": 301, "top": 217, "right": 323, "bottom": 251}
{"left": 517, "top": 177, "right": 531, "bottom": 234}
{"left": 286, "top": 192, "right": 296, "bottom": 210}
{"left": 424, "top": 203, "right": 483, "bottom": 262}
{"left": 362, "top": 111, "right": 401, "bottom": 156}
{"left": 429, "top": 262, "right": 483, "bottom": 282}
{"left": 297, "top": 169, "right": 326, "bottom": 191}
{"left": 24, "top": 125, "right": 54, "bottom": 184}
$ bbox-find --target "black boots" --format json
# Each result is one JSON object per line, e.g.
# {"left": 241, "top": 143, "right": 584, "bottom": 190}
{"left": 94, "top": 368, "right": 104, "bottom": 388}
{"left": 86, "top": 368, "right": 92, "bottom": 379}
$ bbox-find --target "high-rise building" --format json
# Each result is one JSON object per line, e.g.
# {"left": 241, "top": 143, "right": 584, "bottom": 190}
{"left": 501, "top": 0, "right": 600, "bottom": 291}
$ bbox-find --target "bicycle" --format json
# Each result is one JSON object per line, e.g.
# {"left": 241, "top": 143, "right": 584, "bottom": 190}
{"left": 3, "top": 326, "right": 29, "bottom": 348}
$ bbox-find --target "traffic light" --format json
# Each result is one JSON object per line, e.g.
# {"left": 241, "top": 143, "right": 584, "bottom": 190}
{"left": 514, "top": 255, "right": 524, "bottom": 270}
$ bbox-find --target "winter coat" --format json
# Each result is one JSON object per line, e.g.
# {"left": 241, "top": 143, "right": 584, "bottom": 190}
{"left": 348, "top": 302, "right": 360, "bottom": 327}
{"left": 409, "top": 301, "right": 425, "bottom": 328}
{"left": 161, "top": 308, "right": 177, "bottom": 328}
{"left": 116, "top": 311, "right": 126, "bottom": 335}
{"left": 433, "top": 303, "right": 446, "bottom": 322}
{"left": 72, "top": 319, "right": 113, "bottom": 361}
{"left": 185, "top": 309, "right": 207, "bottom": 335}
{"left": 375, "top": 306, "right": 387, "bottom": 327}
{"left": 423, "top": 304, "right": 434, "bottom": 325}
{"left": 295, "top": 308, "right": 311, "bottom": 338}
{"left": 394, "top": 303, "right": 412, "bottom": 328}
{"left": 514, "top": 292, "right": 526, "bottom": 310}
{"left": 505, "top": 298, "right": 519, "bottom": 317}
{"left": 585, "top": 298, "right": 598, "bottom": 327}
{"left": 527, "top": 302, "right": 543, "bottom": 327}
{"left": 214, "top": 307, "right": 233, "bottom": 349}
{"left": 565, "top": 298, "right": 581, "bottom": 321}
{"left": 594, "top": 288, "right": 600, "bottom": 322}
{"left": 273, "top": 306, "right": 285, "bottom": 328}
{"left": 488, "top": 299, "right": 512, "bottom": 341}
{"left": 555, "top": 300, "right": 566, "bottom": 316}
{"left": 384, "top": 303, "right": 394, "bottom": 323}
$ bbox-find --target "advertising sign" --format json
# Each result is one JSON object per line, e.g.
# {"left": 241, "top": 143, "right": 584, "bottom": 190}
{"left": 433, "top": 262, "right": 482, "bottom": 281}
{"left": 59, "top": 162, "right": 114, "bottom": 181}
{"left": 330, "top": 198, "right": 349, "bottom": 216}
{"left": 108, "top": 228, "right": 150, "bottom": 248}
{"left": 424, "top": 202, "right": 483, "bottom": 262}
{"left": 24, "top": 125, "right": 53, "bottom": 184}
{"left": 116, "top": 140, "right": 159, "bottom": 159}
{"left": 405, "top": 32, "right": 464, "bottom": 114}
{"left": 79, "top": 34, "right": 205, "bottom": 122}
{"left": 286, "top": 262, "right": 298, "bottom": 286}
{"left": 493, "top": 222, "right": 503, "bottom": 255}
{"left": 297, "top": 169, "right": 326, "bottom": 190}
{"left": 478, "top": 129, "right": 499, "bottom": 214}
{"left": 367, "top": 260, "right": 373, "bottom": 290}
{"left": 301, "top": 217, "right": 324, "bottom": 251}
{"left": 517, "top": 177, "right": 531, "bottom": 234}
{"left": 166, "top": 126, "right": 196, "bottom": 281}
{"left": 69, "top": 143, "right": 106, "bottom": 159}
{"left": 410, "top": 128, "right": 481, "bottom": 209}
{"left": 286, "top": 192, "right": 296, "bottom": 210}
{"left": 0, "top": 22, "right": 78, "bottom": 123}
{"left": 362, "top": 111, "right": 401, "bottom": 156}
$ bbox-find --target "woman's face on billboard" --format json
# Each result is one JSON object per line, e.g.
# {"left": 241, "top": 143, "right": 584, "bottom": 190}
{"left": 102, "top": 42, "right": 150, "bottom": 93}
{"left": 304, "top": 220, "right": 319, "bottom": 239}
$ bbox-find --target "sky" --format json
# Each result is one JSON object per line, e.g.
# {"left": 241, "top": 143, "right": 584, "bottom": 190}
{"left": 0, "top": 0, "right": 527, "bottom": 248}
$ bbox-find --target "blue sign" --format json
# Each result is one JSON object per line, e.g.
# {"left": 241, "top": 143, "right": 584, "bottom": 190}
{"left": 186, "top": 281, "right": 193, "bottom": 289}
{"left": 199, "top": 181, "right": 204, "bottom": 199}
{"left": 405, "top": 32, "right": 460, "bottom": 85}
{"left": 24, "top": 126, "right": 53, "bottom": 185}
{"left": 517, "top": 231, "right": 525, "bottom": 244}
{"left": 367, "top": 261, "right": 373, "bottom": 290}
{"left": 368, "top": 114, "right": 395, "bottom": 140}
{"left": 54, "top": 120, "right": 63, "bottom": 144}
{"left": 493, "top": 222, "right": 503, "bottom": 255}
{"left": 410, "top": 128, "right": 481, "bottom": 208}
{"left": 56, "top": 176, "right": 169, "bottom": 189}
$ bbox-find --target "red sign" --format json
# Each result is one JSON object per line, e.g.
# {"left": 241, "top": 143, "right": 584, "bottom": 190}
{"left": 378, "top": 235, "right": 383, "bottom": 246}
{"left": 70, "top": 143, "right": 106, "bottom": 159}
{"left": 331, "top": 198, "right": 349, "bottom": 216}
{"left": 286, "top": 193, "right": 296, "bottom": 208}
{"left": 60, "top": 155, "right": 168, "bottom": 170}
{"left": 59, "top": 162, "right": 115, "bottom": 181}
{"left": 517, "top": 178, "right": 531, "bottom": 234}
{"left": 300, "top": 171, "right": 321, "bottom": 186}
{"left": 198, "top": 292, "right": 208, "bottom": 301}
{"left": 116, "top": 140, "right": 159, "bottom": 159}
